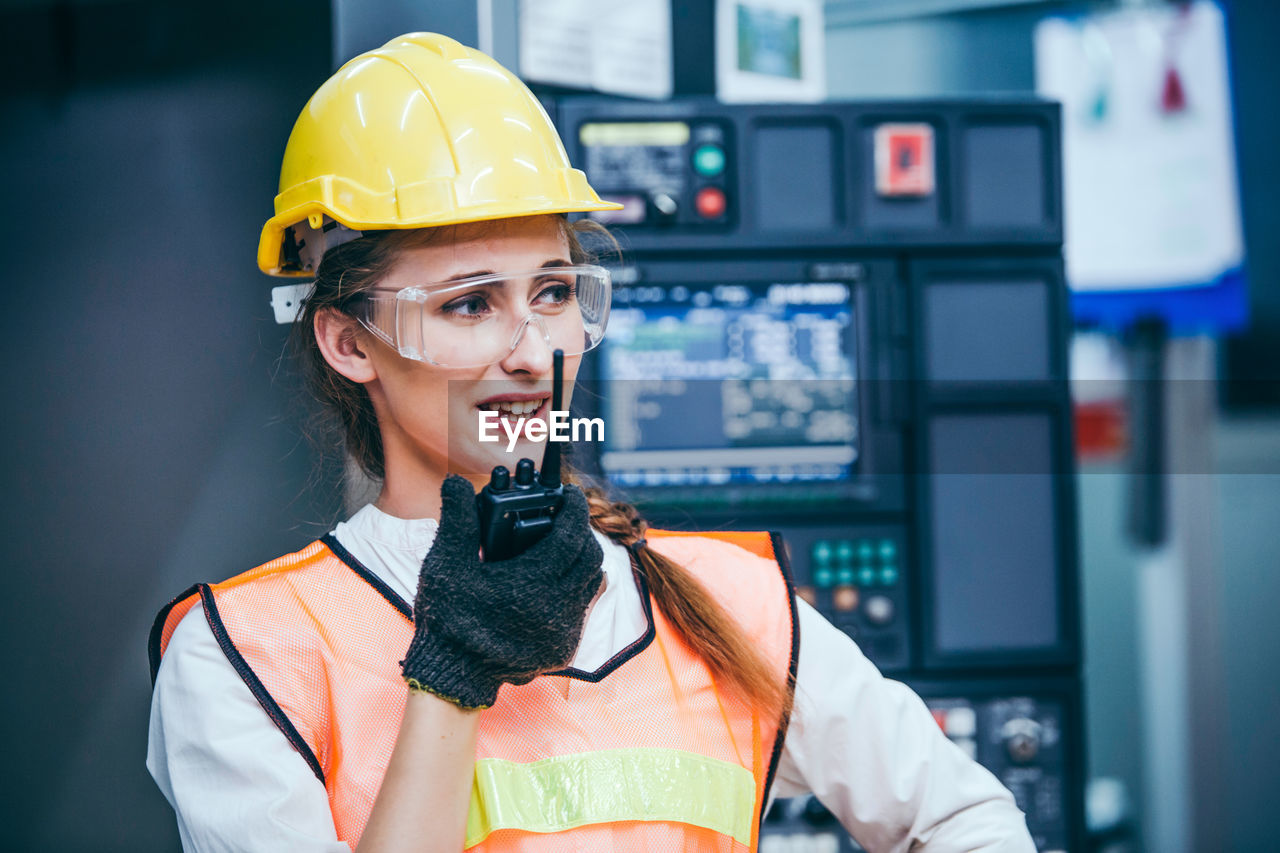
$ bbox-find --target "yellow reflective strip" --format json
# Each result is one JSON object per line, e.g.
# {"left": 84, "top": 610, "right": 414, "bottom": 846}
{"left": 464, "top": 747, "right": 756, "bottom": 848}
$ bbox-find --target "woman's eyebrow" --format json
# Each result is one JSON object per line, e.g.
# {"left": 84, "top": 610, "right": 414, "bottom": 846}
{"left": 443, "top": 269, "right": 493, "bottom": 282}
{"left": 442, "top": 260, "right": 573, "bottom": 282}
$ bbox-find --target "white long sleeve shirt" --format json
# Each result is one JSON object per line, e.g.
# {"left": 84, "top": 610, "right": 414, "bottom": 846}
{"left": 147, "top": 504, "right": 1035, "bottom": 852}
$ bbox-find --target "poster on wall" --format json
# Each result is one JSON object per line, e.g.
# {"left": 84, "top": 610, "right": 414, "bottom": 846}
{"left": 716, "top": 0, "right": 826, "bottom": 102}
{"left": 1035, "top": 1, "right": 1246, "bottom": 328}
{"left": 519, "top": 0, "right": 672, "bottom": 100}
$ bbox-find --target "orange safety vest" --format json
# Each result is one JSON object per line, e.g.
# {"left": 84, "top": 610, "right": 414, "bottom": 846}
{"left": 150, "top": 529, "right": 799, "bottom": 851}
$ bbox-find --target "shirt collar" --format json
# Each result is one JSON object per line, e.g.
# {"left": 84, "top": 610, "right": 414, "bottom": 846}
{"left": 342, "top": 502, "right": 440, "bottom": 553}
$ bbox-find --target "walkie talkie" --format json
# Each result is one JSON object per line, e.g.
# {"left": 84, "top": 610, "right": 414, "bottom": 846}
{"left": 475, "top": 349, "right": 567, "bottom": 561}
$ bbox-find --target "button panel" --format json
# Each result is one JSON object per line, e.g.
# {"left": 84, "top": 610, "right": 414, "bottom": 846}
{"left": 766, "top": 693, "right": 1071, "bottom": 853}
{"left": 783, "top": 525, "right": 910, "bottom": 672}
{"left": 923, "top": 695, "right": 1069, "bottom": 853}
{"left": 578, "top": 120, "right": 733, "bottom": 228}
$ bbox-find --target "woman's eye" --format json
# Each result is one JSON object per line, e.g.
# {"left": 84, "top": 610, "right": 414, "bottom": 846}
{"left": 441, "top": 292, "right": 491, "bottom": 317}
{"left": 533, "top": 280, "right": 575, "bottom": 307}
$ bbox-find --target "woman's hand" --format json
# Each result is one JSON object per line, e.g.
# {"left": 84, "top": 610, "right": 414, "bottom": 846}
{"left": 400, "top": 475, "right": 605, "bottom": 709}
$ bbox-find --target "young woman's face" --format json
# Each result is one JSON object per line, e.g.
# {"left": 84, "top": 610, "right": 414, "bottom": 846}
{"left": 360, "top": 215, "right": 582, "bottom": 490}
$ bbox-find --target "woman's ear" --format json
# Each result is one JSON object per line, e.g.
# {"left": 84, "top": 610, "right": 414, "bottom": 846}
{"left": 314, "top": 308, "right": 378, "bottom": 384}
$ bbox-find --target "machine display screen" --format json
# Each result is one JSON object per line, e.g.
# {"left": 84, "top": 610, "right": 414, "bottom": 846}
{"left": 598, "top": 281, "right": 858, "bottom": 488}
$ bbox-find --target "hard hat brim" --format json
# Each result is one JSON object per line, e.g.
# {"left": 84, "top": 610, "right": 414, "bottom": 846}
{"left": 258, "top": 199, "right": 623, "bottom": 277}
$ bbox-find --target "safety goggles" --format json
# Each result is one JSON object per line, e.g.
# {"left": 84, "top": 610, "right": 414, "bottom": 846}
{"left": 358, "top": 264, "right": 612, "bottom": 368}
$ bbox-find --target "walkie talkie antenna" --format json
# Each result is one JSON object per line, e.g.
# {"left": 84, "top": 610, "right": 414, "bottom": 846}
{"left": 539, "top": 349, "right": 564, "bottom": 489}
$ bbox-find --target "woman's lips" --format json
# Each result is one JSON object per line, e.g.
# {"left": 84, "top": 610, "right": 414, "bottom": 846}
{"left": 476, "top": 391, "right": 549, "bottom": 407}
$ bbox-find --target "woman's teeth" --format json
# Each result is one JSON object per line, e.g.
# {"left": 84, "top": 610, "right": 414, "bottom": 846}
{"left": 480, "top": 400, "right": 544, "bottom": 416}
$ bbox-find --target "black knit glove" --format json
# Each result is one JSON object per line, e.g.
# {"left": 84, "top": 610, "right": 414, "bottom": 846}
{"left": 400, "top": 475, "right": 605, "bottom": 709}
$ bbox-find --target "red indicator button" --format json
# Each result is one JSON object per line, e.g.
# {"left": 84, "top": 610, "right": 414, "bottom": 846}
{"left": 874, "top": 123, "right": 936, "bottom": 197}
{"left": 695, "top": 186, "right": 726, "bottom": 219}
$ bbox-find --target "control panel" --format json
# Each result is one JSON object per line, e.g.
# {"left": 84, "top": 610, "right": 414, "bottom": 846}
{"left": 578, "top": 119, "right": 733, "bottom": 228}
{"left": 557, "top": 96, "right": 1082, "bottom": 850}
{"left": 560, "top": 97, "right": 1063, "bottom": 253}
{"left": 762, "top": 692, "right": 1073, "bottom": 853}
{"left": 780, "top": 525, "right": 910, "bottom": 672}
{"left": 923, "top": 694, "right": 1070, "bottom": 853}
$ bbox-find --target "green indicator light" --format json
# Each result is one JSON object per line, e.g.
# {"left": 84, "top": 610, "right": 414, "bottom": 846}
{"left": 693, "top": 144, "right": 726, "bottom": 177}
{"left": 857, "top": 541, "right": 875, "bottom": 563}
{"left": 811, "top": 540, "right": 833, "bottom": 567}
{"left": 879, "top": 539, "right": 898, "bottom": 561}
{"left": 814, "top": 567, "right": 835, "bottom": 588}
{"left": 858, "top": 566, "right": 878, "bottom": 587}
{"left": 836, "top": 566, "right": 856, "bottom": 586}
{"left": 880, "top": 565, "right": 900, "bottom": 586}
{"left": 834, "top": 540, "right": 855, "bottom": 567}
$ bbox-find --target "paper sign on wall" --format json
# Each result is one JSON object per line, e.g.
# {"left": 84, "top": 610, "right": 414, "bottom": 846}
{"left": 1035, "top": 2, "right": 1244, "bottom": 292}
{"left": 519, "top": 0, "right": 672, "bottom": 100}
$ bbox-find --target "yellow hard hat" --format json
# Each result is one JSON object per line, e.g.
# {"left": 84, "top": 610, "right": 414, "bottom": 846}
{"left": 258, "top": 32, "right": 621, "bottom": 277}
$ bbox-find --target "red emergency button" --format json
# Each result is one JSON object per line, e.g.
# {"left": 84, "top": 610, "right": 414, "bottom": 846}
{"left": 694, "top": 186, "right": 726, "bottom": 219}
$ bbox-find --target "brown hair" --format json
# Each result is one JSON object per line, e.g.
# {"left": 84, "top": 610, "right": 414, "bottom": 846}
{"left": 294, "top": 217, "right": 790, "bottom": 720}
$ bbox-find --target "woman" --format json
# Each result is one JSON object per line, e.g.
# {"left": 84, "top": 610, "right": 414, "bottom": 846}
{"left": 147, "top": 33, "right": 1036, "bottom": 852}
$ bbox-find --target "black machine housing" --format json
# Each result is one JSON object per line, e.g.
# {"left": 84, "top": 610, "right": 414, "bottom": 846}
{"left": 552, "top": 96, "right": 1084, "bottom": 853}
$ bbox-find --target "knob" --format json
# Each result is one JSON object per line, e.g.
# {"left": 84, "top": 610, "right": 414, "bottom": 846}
{"left": 489, "top": 465, "right": 510, "bottom": 490}
{"left": 515, "top": 458, "right": 536, "bottom": 486}
{"left": 1001, "top": 717, "right": 1043, "bottom": 764}
{"left": 650, "top": 192, "right": 679, "bottom": 220}
{"left": 863, "top": 594, "right": 895, "bottom": 626}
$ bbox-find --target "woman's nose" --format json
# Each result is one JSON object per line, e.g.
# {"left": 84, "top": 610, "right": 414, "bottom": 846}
{"left": 498, "top": 314, "right": 555, "bottom": 375}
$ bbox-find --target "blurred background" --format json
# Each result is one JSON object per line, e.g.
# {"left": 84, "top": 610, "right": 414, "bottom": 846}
{"left": 1, "top": 1, "right": 1276, "bottom": 850}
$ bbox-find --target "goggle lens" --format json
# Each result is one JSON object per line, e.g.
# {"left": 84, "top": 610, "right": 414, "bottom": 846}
{"left": 359, "top": 265, "right": 611, "bottom": 367}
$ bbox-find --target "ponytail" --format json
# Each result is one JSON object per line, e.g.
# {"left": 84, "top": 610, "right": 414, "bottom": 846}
{"left": 576, "top": 480, "right": 792, "bottom": 721}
